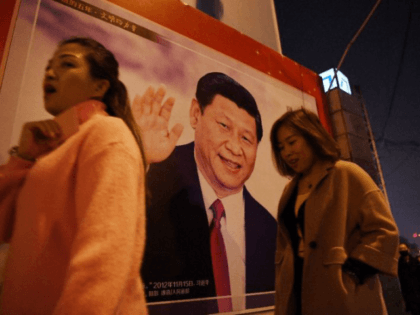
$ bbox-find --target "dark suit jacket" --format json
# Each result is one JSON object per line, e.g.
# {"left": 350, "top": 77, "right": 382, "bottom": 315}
{"left": 141, "top": 142, "right": 277, "bottom": 304}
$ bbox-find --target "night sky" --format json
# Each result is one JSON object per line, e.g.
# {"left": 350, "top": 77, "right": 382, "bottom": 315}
{"left": 273, "top": 0, "right": 420, "bottom": 248}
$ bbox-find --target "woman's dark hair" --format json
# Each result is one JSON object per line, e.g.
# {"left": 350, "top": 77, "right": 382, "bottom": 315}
{"left": 270, "top": 108, "right": 340, "bottom": 177}
{"left": 59, "top": 37, "right": 146, "bottom": 169}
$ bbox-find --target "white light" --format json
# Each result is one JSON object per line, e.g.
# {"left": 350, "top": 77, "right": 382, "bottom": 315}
{"left": 319, "top": 68, "right": 352, "bottom": 95}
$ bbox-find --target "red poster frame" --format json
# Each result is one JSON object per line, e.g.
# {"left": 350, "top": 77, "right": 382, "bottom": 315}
{"left": 0, "top": 0, "right": 20, "bottom": 88}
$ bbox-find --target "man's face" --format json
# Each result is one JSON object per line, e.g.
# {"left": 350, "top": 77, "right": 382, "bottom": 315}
{"left": 190, "top": 94, "right": 258, "bottom": 198}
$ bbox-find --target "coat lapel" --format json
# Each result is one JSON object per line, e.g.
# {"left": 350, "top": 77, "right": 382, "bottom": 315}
{"left": 304, "top": 161, "right": 335, "bottom": 244}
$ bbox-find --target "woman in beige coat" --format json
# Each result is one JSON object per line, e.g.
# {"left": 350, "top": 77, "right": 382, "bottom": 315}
{"left": 270, "top": 108, "right": 399, "bottom": 315}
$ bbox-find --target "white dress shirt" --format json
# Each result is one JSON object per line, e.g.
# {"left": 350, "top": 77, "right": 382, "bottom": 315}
{"left": 196, "top": 165, "right": 246, "bottom": 311}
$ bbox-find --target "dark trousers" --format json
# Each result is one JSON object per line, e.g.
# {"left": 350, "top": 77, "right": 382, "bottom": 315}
{"left": 293, "top": 256, "right": 304, "bottom": 315}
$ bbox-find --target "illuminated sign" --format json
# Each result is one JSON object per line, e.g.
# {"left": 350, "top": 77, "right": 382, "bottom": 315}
{"left": 320, "top": 68, "right": 351, "bottom": 95}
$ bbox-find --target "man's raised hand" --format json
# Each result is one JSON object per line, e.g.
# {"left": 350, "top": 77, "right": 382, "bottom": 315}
{"left": 132, "top": 85, "right": 184, "bottom": 164}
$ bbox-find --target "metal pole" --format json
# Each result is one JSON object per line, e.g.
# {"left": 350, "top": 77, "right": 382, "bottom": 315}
{"left": 354, "top": 85, "right": 391, "bottom": 208}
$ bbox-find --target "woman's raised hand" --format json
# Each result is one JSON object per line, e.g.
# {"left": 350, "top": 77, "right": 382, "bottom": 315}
{"left": 132, "top": 85, "right": 184, "bottom": 165}
{"left": 17, "top": 120, "right": 62, "bottom": 161}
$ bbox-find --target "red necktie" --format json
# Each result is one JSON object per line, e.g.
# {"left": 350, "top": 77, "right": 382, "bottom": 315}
{"left": 210, "top": 199, "right": 233, "bottom": 312}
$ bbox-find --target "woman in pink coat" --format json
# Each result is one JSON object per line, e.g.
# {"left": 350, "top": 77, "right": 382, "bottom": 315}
{"left": 0, "top": 37, "right": 148, "bottom": 314}
{"left": 270, "top": 108, "right": 399, "bottom": 315}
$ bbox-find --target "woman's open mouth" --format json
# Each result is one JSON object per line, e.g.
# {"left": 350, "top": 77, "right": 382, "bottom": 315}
{"left": 44, "top": 84, "right": 57, "bottom": 96}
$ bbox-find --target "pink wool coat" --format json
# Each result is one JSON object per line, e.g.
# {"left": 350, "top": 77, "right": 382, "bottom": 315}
{"left": 274, "top": 160, "right": 399, "bottom": 315}
{"left": 0, "top": 109, "right": 147, "bottom": 314}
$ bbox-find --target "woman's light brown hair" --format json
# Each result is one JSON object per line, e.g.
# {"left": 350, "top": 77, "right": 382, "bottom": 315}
{"left": 270, "top": 108, "right": 340, "bottom": 177}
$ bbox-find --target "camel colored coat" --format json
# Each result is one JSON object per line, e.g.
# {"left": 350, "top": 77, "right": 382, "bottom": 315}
{"left": 274, "top": 160, "right": 399, "bottom": 315}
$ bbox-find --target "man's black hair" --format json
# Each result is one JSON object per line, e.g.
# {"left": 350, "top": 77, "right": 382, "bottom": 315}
{"left": 195, "top": 72, "right": 263, "bottom": 142}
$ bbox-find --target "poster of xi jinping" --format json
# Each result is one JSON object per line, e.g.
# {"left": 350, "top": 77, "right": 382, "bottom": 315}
{"left": 0, "top": 0, "right": 318, "bottom": 312}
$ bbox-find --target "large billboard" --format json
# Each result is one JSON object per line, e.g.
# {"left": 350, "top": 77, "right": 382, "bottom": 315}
{"left": 0, "top": 0, "right": 318, "bottom": 313}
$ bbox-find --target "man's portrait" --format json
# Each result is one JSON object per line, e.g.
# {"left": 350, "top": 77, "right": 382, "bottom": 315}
{"left": 136, "top": 73, "right": 277, "bottom": 312}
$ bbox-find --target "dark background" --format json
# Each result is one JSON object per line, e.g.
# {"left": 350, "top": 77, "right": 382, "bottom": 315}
{"left": 273, "top": 0, "right": 419, "bottom": 249}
